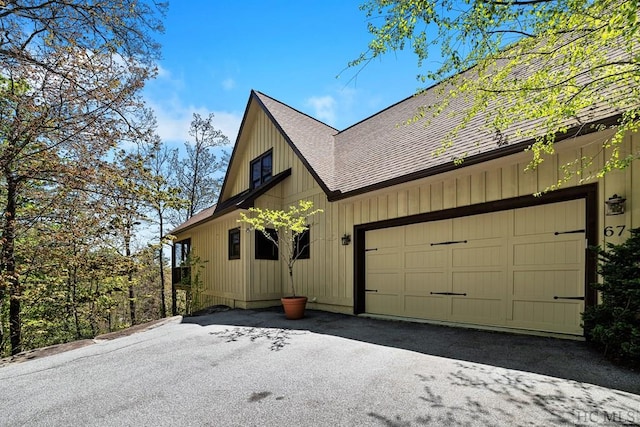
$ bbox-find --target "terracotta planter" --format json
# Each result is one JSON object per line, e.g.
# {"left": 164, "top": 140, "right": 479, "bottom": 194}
{"left": 281, "top": 296, "right": 308, "bottom": 320}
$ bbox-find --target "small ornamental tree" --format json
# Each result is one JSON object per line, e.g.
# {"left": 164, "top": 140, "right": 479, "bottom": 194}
{"left": 238, "top": 201, "right": 323, "bottom": 297}
{"left": 582, "top": 228, "right": 640, "bottom": 366}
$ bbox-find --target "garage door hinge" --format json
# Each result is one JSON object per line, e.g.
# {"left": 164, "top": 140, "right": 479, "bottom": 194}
{"left": 430, "top": 292, "right": 468, "bottom": 296}
{"left": 430, "top": 240, "right": 468, "bottom": 246}
{"left": 554, "top": 229, "right": 585, "bottom": 235}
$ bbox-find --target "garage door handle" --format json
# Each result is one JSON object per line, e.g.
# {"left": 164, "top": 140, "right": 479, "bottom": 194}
{"left": 430, "top": 292, "right": 467, "bottom": 296}
{"left": 365, "top": 289, "right": 378, "bottom": 292}
{"left": 553, "top": 296, "right": 585, "bottom": 300}
{"left": 554, "top": 229, "right": 585, "bottom": 235}
{"left": 430, "top": 240, "right": 468, "bottom": 246}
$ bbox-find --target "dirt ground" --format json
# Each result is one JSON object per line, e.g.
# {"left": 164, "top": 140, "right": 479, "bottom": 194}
{"left": 0, "top": 316, "right": 181, "bottom": 368}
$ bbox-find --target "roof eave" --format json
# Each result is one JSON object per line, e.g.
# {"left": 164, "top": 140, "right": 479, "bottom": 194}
{"left": 328, "top": 114, "right": 623, "bottom": 202}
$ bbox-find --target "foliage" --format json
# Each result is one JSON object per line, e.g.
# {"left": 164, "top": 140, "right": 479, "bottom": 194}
{"left": 583, "top": 228, "right": 640, "bottom": 366}
{"left": 169, "top": 113, "right": 230, "bottom": 226}
{"left": 142, "top": 138, "right": 188, "bottom": 317}
{"left": 179, "top": 253, "right": 206, "bottom": 315}
{"left": 238, "top": 201, "right": 323, "bottom": 297}
{"left": 0, "top": 0, "right": 166, "bottom": 355}
{"left": 352, "top": 0, "right": 640, "bottom": 188}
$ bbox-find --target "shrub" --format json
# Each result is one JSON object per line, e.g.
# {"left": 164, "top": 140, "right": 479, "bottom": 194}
{"left": 582, "top": 227, "right": 640, "bottom": 367}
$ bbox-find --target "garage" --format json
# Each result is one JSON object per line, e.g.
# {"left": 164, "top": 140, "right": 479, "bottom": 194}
{"left": 364, "top": 198, "right": 587, "bottom": 335}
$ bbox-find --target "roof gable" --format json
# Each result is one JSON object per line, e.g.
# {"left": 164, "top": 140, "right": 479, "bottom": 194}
{"left": 217, "top": 91, "right": 339, "bottom": 206}
{"left": 252, "top": 91, "right": 338, "bottom": 193}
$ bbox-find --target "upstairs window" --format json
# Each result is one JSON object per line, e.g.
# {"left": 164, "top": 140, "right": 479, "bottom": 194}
{"left": 250, "top": 150, "right": 272, "bottom": 189}
{"left": 255, "top": 228, "right": 278, "bottom": 260}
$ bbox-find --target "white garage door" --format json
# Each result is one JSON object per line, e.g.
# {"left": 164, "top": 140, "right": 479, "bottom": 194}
{"left": 365, "top": 199, "right": 586, "bottom": 335}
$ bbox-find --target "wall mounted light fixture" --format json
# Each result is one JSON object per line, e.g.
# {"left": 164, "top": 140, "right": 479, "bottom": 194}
{"left": 341, "top": 233, "right": 351, "bottom": 246}
{"left": 605, "top": 194, "right": 626, "bottom": 216}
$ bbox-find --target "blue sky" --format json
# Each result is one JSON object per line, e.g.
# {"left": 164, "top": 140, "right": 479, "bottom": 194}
{"left": 144, "top": 1, "right": 428, "bottom": 147}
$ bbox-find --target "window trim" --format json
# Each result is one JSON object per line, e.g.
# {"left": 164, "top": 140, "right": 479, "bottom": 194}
{"left": 250, "top": 150, "right": 273, "bottom": 189}
{"left": 228, "top": 228, "right": 241, "bottom": 260}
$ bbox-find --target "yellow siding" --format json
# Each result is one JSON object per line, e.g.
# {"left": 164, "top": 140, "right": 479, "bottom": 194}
{"left": 330, "top": 131, "right": 640, "bottom": 311}
{"left": 226, "top": 108, "right": 320, "bottom": 199}
{"left": 175, "top": 119, "right": 640, "bottom": 315}
{"left": 177, "top": 213, "right": 247, "bottom": 310}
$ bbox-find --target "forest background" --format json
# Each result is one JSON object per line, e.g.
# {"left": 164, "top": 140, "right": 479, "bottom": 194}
{"left": 0, "top": 1, "right": 233, "bottom": 357}
{"left": 2, "top": 0, "right": 638, "bottom": 357}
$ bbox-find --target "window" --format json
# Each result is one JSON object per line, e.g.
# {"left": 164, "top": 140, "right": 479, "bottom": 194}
{"left": 294, "top": 227, "right": 310, "bottom": 260}
{"left": 255, "top": 228, "right": 278, "bottom": 260}
{"left": 228, "top": 228, "right": 241, "bottom": 260}
{"left": 173, "top": 239, "right": 191, "bottom": 267}
{"left": 172, "top": 239, "right": 191, "bottom": 285}
{"left": 250, "top": 151, "right": 272, "bottom": 189}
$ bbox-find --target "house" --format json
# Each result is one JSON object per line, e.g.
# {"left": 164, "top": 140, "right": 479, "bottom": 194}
{"left": 171, "top": 83, "right": 639, "bottom": 337}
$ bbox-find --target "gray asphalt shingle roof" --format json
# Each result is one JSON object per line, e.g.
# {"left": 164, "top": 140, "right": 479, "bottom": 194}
{"left": 255, "top": 88, "right": 622, "bottom": 197}
{"left": 252, "top": 43, "right": 636, "bottom": 198}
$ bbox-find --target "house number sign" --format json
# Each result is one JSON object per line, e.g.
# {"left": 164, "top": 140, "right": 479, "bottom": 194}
{"left": 604, "top": 225, "right": 626, "bottom": 237}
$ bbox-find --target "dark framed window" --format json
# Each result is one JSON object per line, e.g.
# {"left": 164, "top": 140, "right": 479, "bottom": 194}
{"left": 172, "top": 239, "right": 191, "bottom": 285}
{"left": 255, "top": 228, "right": 278, "bottom": 260}
{"left": 294, "top": 227, "right": 310, "bottom": 260}
{"left": 228, "top": 228, "right": 241, "bottom": 260}
{"left": 172, "top": 239, "right": 191, "bottom": 268}
{"left": 250, "top": 150, "right": 273, "bottom": 189}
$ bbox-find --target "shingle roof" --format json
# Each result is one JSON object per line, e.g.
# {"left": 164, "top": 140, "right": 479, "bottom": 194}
{"left": 172, "top": 45, "right": 634, "bottom": 234}
{"left": 253, "top": 91, "right": 338, "bottom": 192}
{"left": 170, "top": 169, "right": 292, "bottom": 235}
{"left": 170, "top": 204, "right": 217, "bottom": 235}
{"left": 248, "top": 42, "right": 636, "bottom": 199}
{"left": 256, "top": 59, "right": 631, "bottom": 197}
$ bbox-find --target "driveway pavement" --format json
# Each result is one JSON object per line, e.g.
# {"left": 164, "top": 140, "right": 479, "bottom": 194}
{"left": 1, "top": 307, "right": 639, "bottom": 426}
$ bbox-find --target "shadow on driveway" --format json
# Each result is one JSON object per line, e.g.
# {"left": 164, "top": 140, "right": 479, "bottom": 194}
{"left": 183, "top": 306, "right": 639, "bottom": 395}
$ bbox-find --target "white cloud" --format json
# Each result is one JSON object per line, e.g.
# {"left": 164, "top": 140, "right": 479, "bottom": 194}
{"left": 147, "top": 98, "right": 242, "bottom": 148}
{"left": 222, "top": 78, "right": 236, "bottom": 91}
{"left": 155, "top": 64, "right": 171, "bottom": 79}
{"left": 305, "top": 95, "right": 337, "bottom": 126}
{"left": 145, "top": 67, "right": 241, "bottom": 147}
{"left": 304, "top": 87, "right": 379, "bottom": 129}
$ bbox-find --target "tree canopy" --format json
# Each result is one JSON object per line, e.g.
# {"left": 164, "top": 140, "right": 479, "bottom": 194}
{"left": 352, "top": 0, "right": 640, "bottom": 187}
{"left": 0, "top": 0, "right": 167, "bottom": 355}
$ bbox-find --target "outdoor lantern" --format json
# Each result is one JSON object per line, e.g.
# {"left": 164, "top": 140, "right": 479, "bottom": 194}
{"left": 605, "top": 194, "right": 626, "bottom": 216}
{"left": 341, "top": 233, "right": 351, "bottom": 246}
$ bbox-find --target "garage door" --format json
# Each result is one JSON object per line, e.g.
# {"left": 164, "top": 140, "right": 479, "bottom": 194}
{"left": 365, "top": 199, "right": 586, "bottom": 335}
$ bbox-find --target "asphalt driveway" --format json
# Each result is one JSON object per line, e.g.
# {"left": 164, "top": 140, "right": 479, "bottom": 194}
{"left": 1, "top": 308, "right": 639, "bottom": 426}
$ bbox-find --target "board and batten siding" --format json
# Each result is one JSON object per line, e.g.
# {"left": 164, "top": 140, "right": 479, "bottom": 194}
{"left": 316, "top": 130, "right": 640, "bottom": 313}
{"left": 226, "top": 107, "right": 318, "bottom": 199}
{"left": 180, "top": 111, "right": 639, "bottom": 314}
{"left": 218, "top": 107, "right": 342, "bottom": 309}
{"left": 176, "top": 213, "right": 247, "bottom": 308}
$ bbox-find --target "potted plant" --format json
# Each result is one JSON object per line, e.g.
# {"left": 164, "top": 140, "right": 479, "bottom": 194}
{"left": 238, "top": 200, "right": 322, "bottom": 319}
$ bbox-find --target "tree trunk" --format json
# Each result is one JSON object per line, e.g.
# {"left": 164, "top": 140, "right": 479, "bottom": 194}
{"left": 2, "top": 172, "right": 21, "bottom": 355}
{"left": 171, "top": 282, "right": 177, "bottom": 316}
{"left": 288, "top": 264, "right": 296, "bottom": 297}
{"left": 72, "top": 269, "right": 81, "bottom": 339}
{"left": 125, "top": 221, "right": 136, "bottom": 325}
{"left": 158, "top": 216, "right": 167, "bottom": 318}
